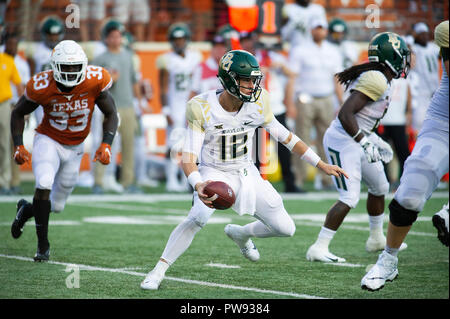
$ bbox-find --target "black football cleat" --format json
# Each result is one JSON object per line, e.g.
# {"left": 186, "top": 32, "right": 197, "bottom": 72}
{"left": 34, "top": 242, "right": 50, "bottom": 262}
{"left": 11, "top": 199, "right": 32, "bottom": 239}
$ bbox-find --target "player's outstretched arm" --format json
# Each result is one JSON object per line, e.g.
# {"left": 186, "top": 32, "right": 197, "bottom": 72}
{"left": 94, "top": 90, "right": 119, "bottom": 165}
{"left": 10, "top": 96, "right": 39, "bottom": 165}
{"left": 287, "top": 134, "right": 349, "bottom": 180}
{"left": 264, "top": 115, "right": 348, "bottom": 179}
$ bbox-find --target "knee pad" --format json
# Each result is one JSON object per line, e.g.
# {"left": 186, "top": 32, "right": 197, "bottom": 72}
{"left": 389, "top": 198, "right": 419, "bottom": 227}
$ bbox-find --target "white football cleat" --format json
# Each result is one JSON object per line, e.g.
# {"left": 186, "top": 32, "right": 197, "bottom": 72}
{"left": 361, "top": 250, "right": 398, "bottom": 291}
{"left": 140, "top": 270, "right": 163, "bottom": 290}
{"left": 365, "top": 235, "right": 408, "bottom": 252}
{"left": 432, "top": 203, "right": 449, "bottom": 247}
{"left": 306, "top": 243, "right": 346, "bottom": 263}
{"left": 225, "top": 224, "right": 260, "bottom": 262}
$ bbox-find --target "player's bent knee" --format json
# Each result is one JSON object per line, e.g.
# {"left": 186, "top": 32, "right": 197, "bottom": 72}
{"left": 271, "top": 215, "right": 296, "bottom": 237}
{"left": 36, "top": 173, "right": 54, "bottom": 190}
{"left": 389, "top": 198, "right": 419, "bottom": 227}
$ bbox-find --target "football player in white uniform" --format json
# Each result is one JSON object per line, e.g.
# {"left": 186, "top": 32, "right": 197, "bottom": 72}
{"left": 140, "top": 50, "right": 348, "bottom": 290}
{"left": 306, "top": 32, "right": 411, "bottom": 263}
{"left": 158, "top": 23, "right": 202, "bottom": 192}
{"left": 28, "top": 16, "right": 65, "bottom": 126}
{"left": 361, "top": 21, "right": 449, "bottom": 291}
{"left": 409, "top": 22, "right": 441, "bottom": 132}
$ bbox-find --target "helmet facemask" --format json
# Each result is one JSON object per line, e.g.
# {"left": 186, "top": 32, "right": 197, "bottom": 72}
{"left": 52, "top": 62, "right": 86, "bottom": 87}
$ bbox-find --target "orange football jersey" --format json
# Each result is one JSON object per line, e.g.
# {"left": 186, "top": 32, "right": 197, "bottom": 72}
{"left": 25, "top": 66, "right": 112, "bottom": 145}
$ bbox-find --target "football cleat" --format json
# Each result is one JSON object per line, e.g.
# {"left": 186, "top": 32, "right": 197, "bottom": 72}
{"left": 365, "top": 235, "right": 408, "bottom": 252}
{"left": 140, "top": 270, "right": 163, "bottom": 290}
{"left": 361, "top": 250, "right": 398, "bottom": 291}
{"left": 34, "top": 243, "right": 50, "bottom": 262}
{"left": 432, "top": 203, "right": 449, "bottom": 247}
{"left": 11, "top": 199, "right": 32, "bottom": 239}
{"left": 306, "top": 243, "right": 346, "bottom": 263}
{"left": 225, "top": 224, "right": 260, "bottom": 262}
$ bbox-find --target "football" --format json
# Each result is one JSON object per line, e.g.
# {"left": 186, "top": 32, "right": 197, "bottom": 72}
{"left": 203, "top": 181, "right": 236, "bottom": 210}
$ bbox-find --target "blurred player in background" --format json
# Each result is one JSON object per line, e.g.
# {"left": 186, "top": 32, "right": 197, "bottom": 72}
{"left": 29, "top": 15, "right": 65, "bottom": 126}
{"left": 361, "top": 21, "right": 448, "bottom": 291}
{"left": 140, "top": 50, "right": 347, "bottom": 290}
{"left": 189, "top": 26, "right": 229, "bottom": 98}
{"left": 328, "top": 18, "right": 359, "bottom": 70}
{"left": 281, "top": 0, "right": 327, "bottom": 50}
{"left": 10, "top": 40, "right": 118, "bottom": 261}
{"left": 408, "top": 22, "right": 441, "bottom": 133}
{"left": 307, "top": 32, "right": 411, "bottom": 263}
{"left": 158, "top": 22, "right": 202, "bottom": 192}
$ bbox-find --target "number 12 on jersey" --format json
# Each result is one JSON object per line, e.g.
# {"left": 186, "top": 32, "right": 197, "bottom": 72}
{"left": 220, "top": 132, "right": 248, "bottom": 161}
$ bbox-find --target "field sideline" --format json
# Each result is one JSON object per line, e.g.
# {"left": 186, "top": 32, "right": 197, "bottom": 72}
{"left": 0, "top": 191, "right": 448, "bottom": 302}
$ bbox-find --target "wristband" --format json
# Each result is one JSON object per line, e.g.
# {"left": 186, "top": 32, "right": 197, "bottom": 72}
{"left": 285, "top": 134, "right": 301, "bottom": 151}
{"left": 12, "top": 135, "right": 23, "bottom": 147}
{"left": 187, "top": 171, "right": 202, "bottom": 189}
{"left": 359, "top": 136, "right": 369, "bottom": 146}
{"left": 301, "top": 148, "right": 321, "bottom": 167}
{"left": 352, "top": 129, "right": 362, "bottom": 141}
{"left": 102, "top": 131, "right": 115, "bottom": 145}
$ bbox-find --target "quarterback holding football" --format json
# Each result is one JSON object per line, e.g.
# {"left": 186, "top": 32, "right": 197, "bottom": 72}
{"left": 140, "top": 49, "right": 348, "bottom": 290}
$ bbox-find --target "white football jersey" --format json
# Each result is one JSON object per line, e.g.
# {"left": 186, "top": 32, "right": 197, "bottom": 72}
{"left": 331, "top": 70, "right": 391, "bottom": 136}
{"left": 186, "top": 89, "right": 274, "bottom": 171}
{"left": 425, "top": 60, "right": 449, "bottom": 131}
{"left": 157, "top": 49, "right": 202, "bottom": 123}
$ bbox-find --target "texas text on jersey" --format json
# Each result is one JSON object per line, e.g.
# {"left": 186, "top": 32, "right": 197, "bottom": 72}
{"left": 24, "top": 66, "right": 112, "bottom": 145}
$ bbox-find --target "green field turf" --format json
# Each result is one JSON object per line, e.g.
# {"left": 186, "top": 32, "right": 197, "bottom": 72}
{"left": 0, "top": 183, "right": 448, "bottom": 301}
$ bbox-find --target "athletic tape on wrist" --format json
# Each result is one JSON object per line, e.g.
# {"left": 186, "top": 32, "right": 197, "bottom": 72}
{"left": 301, "top": 148, "right": 321, "bottom": 167}
{"left": 187, "top": 171, "right": 202, "bottom": 189}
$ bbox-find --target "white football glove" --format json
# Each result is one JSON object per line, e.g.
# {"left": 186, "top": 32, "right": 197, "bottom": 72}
{"left": 368, "top": 133, "right": 394, "bottom": 163}
{"left": 359, "top": 136, "right": 382, "bottom": 163}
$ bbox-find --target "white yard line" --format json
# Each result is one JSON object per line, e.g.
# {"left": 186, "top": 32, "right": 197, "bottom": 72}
{"left": 0, "top": 254, "right": 325, "bottom": 299}
{"left": 205, "top": 262, "right": 241, "bottom": 269}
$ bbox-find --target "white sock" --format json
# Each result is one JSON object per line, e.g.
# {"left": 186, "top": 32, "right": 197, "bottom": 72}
{"left": 368, "top": 213, "right": 385, "bottom": 238}
{"left": 153, "top": 259, "right": 170, "bottom": 277}
{"left": 161, "top": 217, "right": 202, "bottom": 265}
{"left": 316, "top": 226, "right": 336, "bottom": 248}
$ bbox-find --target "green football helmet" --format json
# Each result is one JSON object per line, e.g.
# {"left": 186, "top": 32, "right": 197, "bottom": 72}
{"left": 328, "top": 18, "right": 348, "bottom": 44}
{"left": 218, "top": 50, "right": 263, "bottom": 103}
{"left": 40, "top": 15, "right": 65, "bottom": 49}
{"left": 167, "top": 22, "right": 191, "bottom": 54}
{"left": 368, "top": 32, "right": 411, "bottom": 79}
